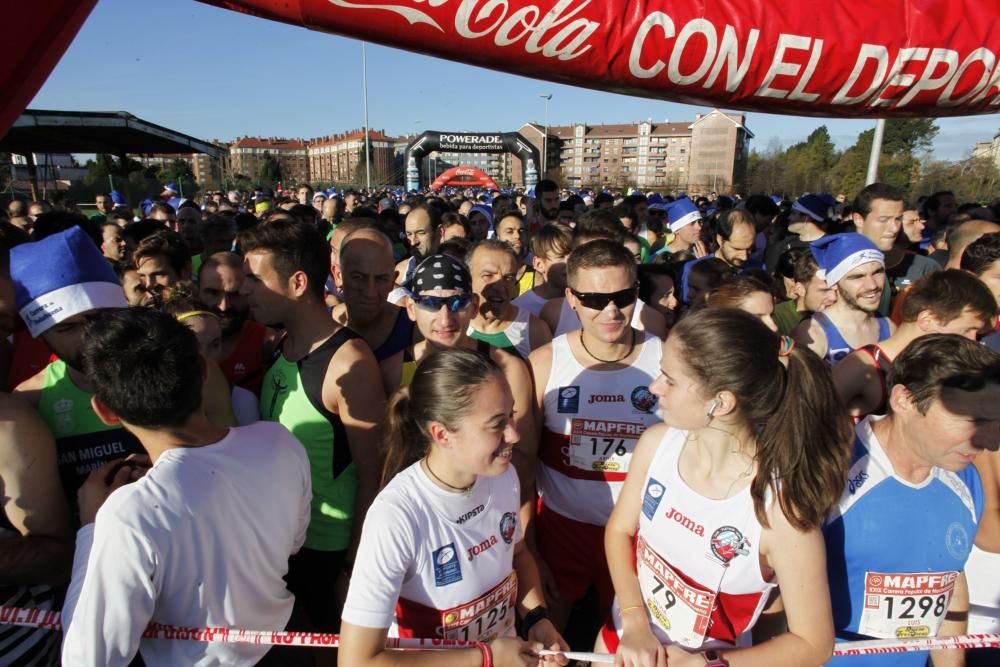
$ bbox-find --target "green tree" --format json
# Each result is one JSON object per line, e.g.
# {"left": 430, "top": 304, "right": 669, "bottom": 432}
{"left": 161, "top": 159, "right": 198, "bottom": 197}
{"left": 831, "top": 118, "right": 939, "bottom": 199}
{"left": 258, "top": 153, "right": 282, "bottom": 188}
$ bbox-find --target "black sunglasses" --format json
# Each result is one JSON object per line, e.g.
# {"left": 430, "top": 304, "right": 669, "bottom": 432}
{"left": 413, "top": 293, "right": 474, "bottom": 312}
{"left": 570, "top": 284, "right": 639, "bottom": 310}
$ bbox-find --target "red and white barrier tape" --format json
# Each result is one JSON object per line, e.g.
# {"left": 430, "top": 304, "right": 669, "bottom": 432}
{"left": 2, "top": 606, "right": 997, "bottom": 662}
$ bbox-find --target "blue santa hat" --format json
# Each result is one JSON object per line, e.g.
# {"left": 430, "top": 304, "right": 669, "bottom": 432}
{"left": 110, "top": 190, "right": 127, "bottom": 207}
{"left": 792, "top": 194, "right": 831, "bottom": 223}
{"left": 161, "top": 183, "right": 179, "bottom": 196}
{"left": 810, "top": 233, "right": 884, "bottom": 287}
{"left": 665, "top": 198, "right": 702, "bottom": 232}
{"left": 469, "top": 205, "right": 493, "bottom": 226}
{"left": 10, "top": 227, "right": 126, "bottom": 337}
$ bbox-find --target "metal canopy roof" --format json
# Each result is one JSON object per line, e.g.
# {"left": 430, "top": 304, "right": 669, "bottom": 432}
{"left": 0, "top": 109, "right": 225, "bottom": 158}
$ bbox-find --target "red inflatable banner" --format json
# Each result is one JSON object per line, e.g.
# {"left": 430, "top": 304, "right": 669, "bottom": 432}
{"left": 2, "top": 1, "right": 99, "bottom": 139}
{"left": 201, "top": 0, "right": 1000, "bottom": 118}
{"left": 430, "top": 166, "right": 500, "bottom": 190}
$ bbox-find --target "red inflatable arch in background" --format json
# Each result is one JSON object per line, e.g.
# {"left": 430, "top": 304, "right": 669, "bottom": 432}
{"left": 429, "top": 166, "right": 499, "bottom": 191}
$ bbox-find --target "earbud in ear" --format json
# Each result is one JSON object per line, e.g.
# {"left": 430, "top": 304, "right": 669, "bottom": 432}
{"left": 707, "top": 398, "right": 722, "bottom": 418}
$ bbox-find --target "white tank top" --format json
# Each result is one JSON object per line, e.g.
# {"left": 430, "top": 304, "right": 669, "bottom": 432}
{"left": 342, "top": 463, "right": 522, "bottom": 642}
{"left": 552, "top": 297, "right": 649, "bottom": 337}
{"left": 609, "top": 428, "right": 775, "bottom": 650}
{"left": 538, "top": 331, "right": 662, "bottom": 525}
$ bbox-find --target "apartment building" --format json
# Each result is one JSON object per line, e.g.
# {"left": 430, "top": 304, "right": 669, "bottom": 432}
{"left": 307, "top": 129, "right": 394, "bottom": 186}
{"left": 515, "top": 109, "right": 752, "bottom": 194}
{"left": 226, "top": 137, "right": 309, "bottom": 185}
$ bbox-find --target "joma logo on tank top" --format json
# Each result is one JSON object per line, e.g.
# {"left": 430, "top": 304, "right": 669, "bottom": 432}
{"left": 588, "top": 393, "right": 625, "bottom": 404}
{"left": 665, "top": 506, "right": 705, "bottom": 537}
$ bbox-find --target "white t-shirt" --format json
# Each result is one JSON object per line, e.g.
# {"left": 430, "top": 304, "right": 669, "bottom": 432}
{"left": 343, "top": 462, "right": 522, "bottom": 642}
{"left": 62, "top": 422, "right": 312, "bottom": 667}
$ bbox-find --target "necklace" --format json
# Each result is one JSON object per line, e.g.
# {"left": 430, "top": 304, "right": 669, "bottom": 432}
{"left": 579, "top": 327, "right": 636, "bottom": 364}
{"left": 422, "top": 458, "right": 475, "bottom": 496}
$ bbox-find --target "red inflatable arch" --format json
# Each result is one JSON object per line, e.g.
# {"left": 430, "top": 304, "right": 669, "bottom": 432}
{"left": 429, "top": 166, "right": 499, "bottom": 191}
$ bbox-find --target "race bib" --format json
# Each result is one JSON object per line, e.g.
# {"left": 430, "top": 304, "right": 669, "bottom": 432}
{"left": 859, "top": 571, "right": 958, "bottom": 639}
{"left": 561, "top": 419, "right": 645, "bottom": 477}
{"left": 635, "top": 536, "right": 716, "bottom": 648}
{"left": 440, "top": 573, "right": 517, "bottom": 642}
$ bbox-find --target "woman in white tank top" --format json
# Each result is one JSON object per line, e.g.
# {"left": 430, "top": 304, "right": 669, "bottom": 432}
{"left": 602, "top": 309, "right": 852, "bottom": 667}
{"left": 340, "top": 348, "right": 569, "bottom": 667}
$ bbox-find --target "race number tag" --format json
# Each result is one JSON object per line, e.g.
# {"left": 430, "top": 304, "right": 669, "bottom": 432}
{"left": 440, "top": 573, "right": 517, "bottom": 642}
{"left": 562, "top": 419, "right": 646, "bottom": 475}
{"left": 859, "top": 571, "right": 958, "bottom": 639}
{"left": 635, "top": 536, "right": 715, "bottom": 648}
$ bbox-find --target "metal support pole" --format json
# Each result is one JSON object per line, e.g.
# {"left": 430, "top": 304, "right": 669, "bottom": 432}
{"left": 362, "top": 42, "right": 372, "bottom": 191}
{"left": 540, "top": 94, "right": 552, "bottom": 177}
{"left": 865, "top": 119, "right": 886, "bottom": 185}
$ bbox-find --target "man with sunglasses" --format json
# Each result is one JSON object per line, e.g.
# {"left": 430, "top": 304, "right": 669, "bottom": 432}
{"left": 527, "top": 239, "right": 664, "bottom": 632}
{"left": 541, "top": 211, "right": 668, "bottom": 339}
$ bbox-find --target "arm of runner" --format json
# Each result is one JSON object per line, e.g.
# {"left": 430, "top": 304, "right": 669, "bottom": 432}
{"left": 539, "top": 298, "right": 563, "bottom": 336}
{"left": 11, "top": 367, "right": 46, "bottom": 407}
{"left": 201, "top": 358, "right": 237, "bottom": 428}
{"left": 528, "top": 313, "right": 553, "bottom": 352}
{"left": 324, "top": 338, "right": 388, "bottom": 563}
{"left": 831, "top": 351, "right": 876, "bottom": 418}
{"left": 930, "top": 572, "right": 968, "bottom": 667}
{"left": 712, "top": 503, "right": 834, "bottom": 667}
{"left": 604, "top": 422, "right": 668, "bottom": 667}
{"left": 524, "top": 343, "right": 554, "bottom": 599}
{"left": 638, "top": 307, "right": 668, "bottom": 341}
{"left": 511, "top": 539, "right": 569, "bottom": 666}
{"left": 792, "top": 317, "right": 827, "bottom": 360}
{"left": 0, "top": 396, "right": 73, "bottom": 585}
{"left": 973, "top": 451, "right": 1000, "bottom": 552}
{"left": 62, "top": 464, "right": 157, "bottom": 667}
{"left": 496, "top": 351, "right": 537, "bottom": 501}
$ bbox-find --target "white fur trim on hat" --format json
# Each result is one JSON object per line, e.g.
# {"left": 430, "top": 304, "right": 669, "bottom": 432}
{"left": 824, "top": 249, "right": 885, "bottom": 287}
{"left": 19, "top": 281, "right": 126, "bottom": 337}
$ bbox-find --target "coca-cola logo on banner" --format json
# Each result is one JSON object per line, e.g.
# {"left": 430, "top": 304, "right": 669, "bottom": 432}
{"left": 201, "top": 0, "right": 1000, "bottom": 118}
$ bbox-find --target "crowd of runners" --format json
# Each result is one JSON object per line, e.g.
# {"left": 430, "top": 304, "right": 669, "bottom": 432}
{"left": 0, "top": 179, "right": 997, "bottom": 667}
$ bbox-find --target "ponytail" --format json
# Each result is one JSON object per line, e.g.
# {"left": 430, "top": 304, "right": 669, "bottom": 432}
{"left": 754, "top": 343, "right": 852, "bottom": 530}
{"left": 381, "top": 387, "right": 425, "bottom": 488}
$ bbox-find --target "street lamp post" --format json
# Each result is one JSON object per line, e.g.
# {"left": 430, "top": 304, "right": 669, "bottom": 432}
{"left": 362, "top": 42, "right": 372, "bottom": 191}
{"left": 540, "top": 94, "right": 552, "bottom": 177}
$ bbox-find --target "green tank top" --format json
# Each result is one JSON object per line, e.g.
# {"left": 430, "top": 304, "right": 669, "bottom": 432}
{"left": 37, "top": 359, "right": 144, "bottom": 499}
{"left": 260, "top": 329, "right": 359, "bottom": 551}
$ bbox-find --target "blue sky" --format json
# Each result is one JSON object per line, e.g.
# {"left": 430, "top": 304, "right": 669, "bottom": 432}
{"left": 30, "top": 0, "right": 998, "bottom": 161}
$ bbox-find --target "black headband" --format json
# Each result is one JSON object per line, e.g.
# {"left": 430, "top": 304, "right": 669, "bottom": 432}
{"left": 405, "top": 254, "right": 472, "bottom": 295}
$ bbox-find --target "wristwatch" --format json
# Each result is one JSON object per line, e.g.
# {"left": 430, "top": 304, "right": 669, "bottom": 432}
{"left": 703, "top": 650, "right": 730, "bottom": 667}
{"left": 521, "top": 605, "right": 549, "bottom": 634}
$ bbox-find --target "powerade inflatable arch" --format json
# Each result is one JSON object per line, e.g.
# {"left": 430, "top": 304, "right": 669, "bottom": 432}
{"left": 430, "top": 166, "right": 500, "bottom": 191}
{"left": 405, "top": 131, "right": 540, "bottom": 191}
